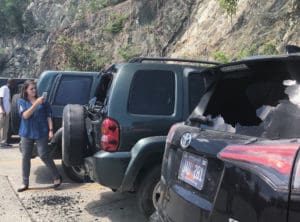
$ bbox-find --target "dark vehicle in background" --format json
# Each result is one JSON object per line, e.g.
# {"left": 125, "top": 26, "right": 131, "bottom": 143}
{"left": 155, "top": 54, "right": 300, "bottom": 222}
{"left": 62, "top": 57, "right": 220, "bottom": 217}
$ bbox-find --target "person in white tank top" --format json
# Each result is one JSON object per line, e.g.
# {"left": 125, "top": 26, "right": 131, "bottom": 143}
{"left": 0, "top": 79, "right": 14, "bottom": 147}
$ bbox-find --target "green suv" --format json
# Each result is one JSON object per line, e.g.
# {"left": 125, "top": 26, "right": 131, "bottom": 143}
{"left": 62, "top": 57, "right": 219, "bottom": 217}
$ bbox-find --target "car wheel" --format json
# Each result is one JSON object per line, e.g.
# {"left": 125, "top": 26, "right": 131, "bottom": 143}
{"left": 152, "top": 181, "right": 161, "bottom": 210}
{"left": 62, "top": 104, "right": 88, "bottom": 167}
{"left": 10, "top": 93, "right": 21, "bottom": 135}
{"left": 137, "top": 165, "right": 161, "bottom": 218}
{"left": 61, "top": 161, "right": 92, "bottom": 183}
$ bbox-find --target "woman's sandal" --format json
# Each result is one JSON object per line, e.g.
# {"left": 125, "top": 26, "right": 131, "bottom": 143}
{"left": 17, "top": 185, "right": 28, "bottom": 192}
{"left": 53, "top": 176, "right": 62, "bottom": 189}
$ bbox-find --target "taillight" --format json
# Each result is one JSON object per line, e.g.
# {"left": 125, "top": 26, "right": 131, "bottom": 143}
{"left": 101, "top": 118, "right": 120, "bottom": 152}
{"left": 291, "top": 151, "right": 300, "bottom": 190}
{"left": 218, "top": 144, "right": 300, "bottom": 191}
{"left": 166, "top": 123, "right": 180, "bottom": 144}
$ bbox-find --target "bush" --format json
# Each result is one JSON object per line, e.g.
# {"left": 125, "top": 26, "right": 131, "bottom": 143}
{"left": 104, "top": 13, "right": 128, "bottom": 34}
{"left": 213, "top": 51, "right": 231, "bottom": 63}
{"left": 218, "top": 0, "right": 239, "bottom": 24}
{"left": 89, "top": 0, "right": 110, "bottom": 12}
{"left": 57, "top": 36, "right": 109, "bottom": 71}
{"left": 88, "top": 0, "right": 123, "bottom": 12}
{"left": 119, "top": 45, "right": 141, "bottom": 61}
{"left": 259, "top": 42, "right": 278, "bottom": 55}
{"left": 236, "top": 42, "right": 278, "bottom": 59}
{"left": 235, "top": 45, "right": 258, "bottom": 60}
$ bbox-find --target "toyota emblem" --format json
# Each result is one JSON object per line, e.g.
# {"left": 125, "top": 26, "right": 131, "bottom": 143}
{"left": 180, "top": 132, "right": 192, "bottom": 149}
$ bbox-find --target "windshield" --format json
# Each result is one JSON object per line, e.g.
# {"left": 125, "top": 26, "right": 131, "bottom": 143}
{"left": 201, "top": 58, "right": 300, "bottom": 139}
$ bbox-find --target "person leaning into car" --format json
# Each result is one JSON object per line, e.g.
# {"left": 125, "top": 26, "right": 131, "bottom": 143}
{"left": 17, "top": 80, "right": 62, "bottom": 192}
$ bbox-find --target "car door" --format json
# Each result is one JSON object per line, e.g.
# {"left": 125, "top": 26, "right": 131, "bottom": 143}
{"left": 48, "top": 74, "right": 94, "bottom": 131}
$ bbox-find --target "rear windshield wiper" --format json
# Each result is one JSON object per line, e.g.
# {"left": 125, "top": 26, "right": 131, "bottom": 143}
{"left": 188, "top": 116, "right": 214, "bottom": 126}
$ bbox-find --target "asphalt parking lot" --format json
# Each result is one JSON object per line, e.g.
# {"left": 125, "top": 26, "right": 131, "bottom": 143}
{"left": 0, "top": 142, "right": 147, "bottom": 222}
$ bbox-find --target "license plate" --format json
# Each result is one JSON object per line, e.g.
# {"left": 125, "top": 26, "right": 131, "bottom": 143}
{"left": 178, "top": 152, "right": 208, "bottom": 191}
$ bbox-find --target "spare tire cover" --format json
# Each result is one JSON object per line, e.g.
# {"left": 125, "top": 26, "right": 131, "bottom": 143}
{"left": 10, "top": 94, "right": 21, "bottom": 134}
{"left": 62, "top": 104, "right": 88, "bottom": 166}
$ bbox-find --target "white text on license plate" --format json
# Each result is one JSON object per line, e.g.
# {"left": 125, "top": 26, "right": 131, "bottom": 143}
{"left": 178, "top": 152, "right": 208, "bottom": 190}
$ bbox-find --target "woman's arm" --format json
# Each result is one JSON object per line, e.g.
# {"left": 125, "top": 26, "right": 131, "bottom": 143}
{"left": 22, "top": 97, "right": 44, "bottom": 119}
{"left": 48, "top": 116, "right": 54, "bottom": 140}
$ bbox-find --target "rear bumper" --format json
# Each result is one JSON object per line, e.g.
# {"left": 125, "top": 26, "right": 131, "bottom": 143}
{"left": 157, "top": 179, "right": 212, "bottom": 222}
{"left": 84, "top": 150, "right": 131, "bottom": 189}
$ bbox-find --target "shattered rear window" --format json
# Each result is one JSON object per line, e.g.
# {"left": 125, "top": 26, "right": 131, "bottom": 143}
{"left": 202, "top": 59, "right": 300, "bottom": 139}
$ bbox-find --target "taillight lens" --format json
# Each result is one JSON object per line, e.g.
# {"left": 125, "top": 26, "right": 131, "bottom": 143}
{"left": 166, "top": 123, "right": 180, "bottom": 144}
{"left": 101, "top": 118, "right": 120, "bottom": 152}
{"left": 218, "top": 144, "right": 300, "bottom": 191}
{"left": 291, "top": 152, "right": 300, "bottom": 191}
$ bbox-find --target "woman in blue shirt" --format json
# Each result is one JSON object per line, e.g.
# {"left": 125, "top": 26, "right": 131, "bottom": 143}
{"left": 17, "top": 80, "right": 62, "bottom": 192}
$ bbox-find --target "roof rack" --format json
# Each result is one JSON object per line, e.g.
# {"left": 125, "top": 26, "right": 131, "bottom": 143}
{"left": 128, "top": 57, "right": 220, "bottom": 65}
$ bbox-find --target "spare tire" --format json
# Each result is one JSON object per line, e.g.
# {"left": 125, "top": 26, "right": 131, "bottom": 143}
{"left": 62, "top": 161, "right": 92, "bottom": 183}
{"left": 10, "top": 93, "right": 21, "bottom": 135}
{"left": 62, "top": 104, "right": 88, "bottom": 167}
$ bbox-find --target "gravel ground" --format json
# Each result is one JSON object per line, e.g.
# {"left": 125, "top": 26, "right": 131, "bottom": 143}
{"left": 17, "top": 188, "right": 145, "bottom": 222}
{"left": 0, "top": 145, "right": 147, "bottom": 222}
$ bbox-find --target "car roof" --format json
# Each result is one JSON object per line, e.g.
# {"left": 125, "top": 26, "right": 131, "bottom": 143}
{"left": 211, "top": 53, "right": 300, "bottom": 74}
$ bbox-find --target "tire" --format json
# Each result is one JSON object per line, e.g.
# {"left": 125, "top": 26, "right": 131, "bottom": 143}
{"left": 62, "top": 161, "right": 92, "bottom": 183}
{"left": 10, "top": 94, "right": 21, "bottom": 135}
{"left": 149, "top": 211, "right": 161, "bottom": 222}
{"left": 137, "top": 165, "right": 162, "bottom": 218}
{"left": 62, "top": 104, "right": 88, "bottom": 167}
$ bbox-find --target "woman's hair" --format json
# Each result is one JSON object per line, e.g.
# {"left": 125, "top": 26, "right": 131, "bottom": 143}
{"left": 20, "top": 80, "right": 38, "bottom": 99}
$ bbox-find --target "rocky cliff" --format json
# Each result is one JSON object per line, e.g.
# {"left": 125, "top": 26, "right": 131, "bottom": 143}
{"left": 0, "top": 0, "right": 299, "bottom": 77}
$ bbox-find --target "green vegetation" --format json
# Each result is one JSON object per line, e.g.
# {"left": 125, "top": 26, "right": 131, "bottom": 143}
{"left": 216, "top": 42, "right": 279, "bottom": 62}
{"left": 259, "top": 41, "right": 278, "bottom": 55}
{"left": 57, "top": 36, "right": 109, "bottom": 71}
{"left": 235, "top": 42, "right": 279, "bottom": 60}
{"left": 0, "top": 48, "right": 5, "bottom": 55}
{"left": 213, "top": 51, "right": 231, "bottom": 63}
{"left": 218, "top": 0, "right": 239, "bottom": 24}
{"left": 0, "top": 0, "right": 30, "bottom": 35}
{"left": 235, "top": 45, "right": 257, "bottom": 60}
{"left": 88, "top": 0, "right": 122, "bottom": 13}
{"left": 119, "top": 45, "right": 141, "bottom": 61}
{"left": 89, "top": 0, "right": 110, "bottom": 12}
{"left": 104, "top": 13, "right": 128, "bottom": 34}
{"left": 68, "top": 0, "right": 79, "bottom": 21}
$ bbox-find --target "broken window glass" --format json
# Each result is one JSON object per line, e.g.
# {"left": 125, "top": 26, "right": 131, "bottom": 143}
{"left": 201, "top": 68, "right": 300, "bottom": 139}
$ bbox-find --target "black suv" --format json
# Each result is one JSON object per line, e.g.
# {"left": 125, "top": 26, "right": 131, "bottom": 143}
{"left": 155, "top": 54, "right": 300, "bottom": 222}
{"left": 62, "top": 57, "right": 219, "bottom": 217}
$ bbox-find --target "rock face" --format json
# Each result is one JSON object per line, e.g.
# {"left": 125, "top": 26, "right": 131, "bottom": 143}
{"left": 0, "top": 0, "right": 299, "bottom": 77}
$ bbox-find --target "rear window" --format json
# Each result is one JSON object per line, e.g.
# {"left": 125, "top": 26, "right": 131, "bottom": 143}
{"left": 53, "top": 76, "right": 92, "bottom": 105}
{"left": 128, "top": 70, "right": 175, "bottom": 115}
{"left": 202, "top": 60, "right": 300, "bottom": 139}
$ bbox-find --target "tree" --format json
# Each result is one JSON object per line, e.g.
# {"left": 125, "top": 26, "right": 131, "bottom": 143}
{"left": 218, "top": 0, "right": 239, "bottom": 25}
{"left": 0, "top": 0, "right": 30, "bottom": 35}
